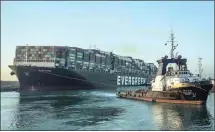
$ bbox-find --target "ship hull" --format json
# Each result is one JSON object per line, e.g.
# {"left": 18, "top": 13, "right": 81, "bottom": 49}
{"left": 9, "top": 65, "right": 150, "bottom": 92}
{"left": 117, "top": 84, "right": 213, "bottom": 105}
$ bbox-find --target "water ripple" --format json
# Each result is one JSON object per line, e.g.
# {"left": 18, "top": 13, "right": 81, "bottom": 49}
{"left": 1, "top": 91, "right": 214, "bottom": 130}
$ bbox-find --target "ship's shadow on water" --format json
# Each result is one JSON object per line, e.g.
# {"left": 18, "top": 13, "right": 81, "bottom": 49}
{"left": 15, "top": 90, "right": 125, "bottom": 130}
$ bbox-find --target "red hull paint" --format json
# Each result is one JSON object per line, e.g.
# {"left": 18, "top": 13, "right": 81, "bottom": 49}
{"left": 118, "top": 95, "right": 205, "bottom": 105}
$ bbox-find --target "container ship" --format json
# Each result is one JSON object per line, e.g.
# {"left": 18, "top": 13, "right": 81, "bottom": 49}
{"left": 9, "top": 45, "right": 157, "bottom": 91}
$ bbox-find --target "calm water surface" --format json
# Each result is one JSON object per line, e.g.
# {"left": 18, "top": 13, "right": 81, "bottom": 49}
{"left": 1, "top": 89, "right": 214, "bottom": 130}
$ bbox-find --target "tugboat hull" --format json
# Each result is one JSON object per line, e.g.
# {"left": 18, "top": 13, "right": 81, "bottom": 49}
{"left": 117, "top": 94, "right": 206, "bottom": 105}
{"left": 116, "top": 84, "right": 213, "bottom": 105}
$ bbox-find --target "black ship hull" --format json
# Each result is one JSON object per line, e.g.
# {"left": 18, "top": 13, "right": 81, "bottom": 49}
{"left": 9, "top": 65, "right": 151, "bottom": 92}
{"left": 117, "top": 84, "right": 213, "bottom": 105}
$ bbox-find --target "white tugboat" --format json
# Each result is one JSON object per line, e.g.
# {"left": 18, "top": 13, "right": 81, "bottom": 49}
{"left": 117, "top": 31, "right": 213, "bottom": 105}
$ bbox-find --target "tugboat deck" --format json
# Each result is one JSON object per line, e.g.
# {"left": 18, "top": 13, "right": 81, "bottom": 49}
{"left": 117, "top": 91, "right": 205, "bottom": 105}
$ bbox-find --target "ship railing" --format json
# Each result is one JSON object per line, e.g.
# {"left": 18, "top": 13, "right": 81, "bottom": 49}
{"left": 14, "top": 59, "right": 55, "bottom": 63}
{"left": 13, "top": 59, "right": 56, "bottom": 67}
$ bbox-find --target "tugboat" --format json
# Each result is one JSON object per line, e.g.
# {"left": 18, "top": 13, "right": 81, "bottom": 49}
{"left": 117, "top": 31, "right": 213, "bottom": 105}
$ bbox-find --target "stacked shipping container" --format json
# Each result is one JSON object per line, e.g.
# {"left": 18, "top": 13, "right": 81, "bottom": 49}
{"left": 14, "top": 45, "right": 154, "bottom": 76}
{"left": 54, "top": 46, "right": 69, "bottom": 68}
{"left": 15, "top": 46, "right": 55, "bottom": 62}
{"left": 68, "top": 47, "right": 76, "bottom": 68}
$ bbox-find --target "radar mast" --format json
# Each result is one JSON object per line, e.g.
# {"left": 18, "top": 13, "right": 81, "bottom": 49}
{"left": 165, "top": 30, "right": 178, "bottom": 58}
{"left": 198, "top": 57, "right": 203, "bottom": 79}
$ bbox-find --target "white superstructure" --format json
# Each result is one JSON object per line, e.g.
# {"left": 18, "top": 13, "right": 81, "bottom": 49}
{"left": 151, "top": 31, "right": 202, "bottom": 92}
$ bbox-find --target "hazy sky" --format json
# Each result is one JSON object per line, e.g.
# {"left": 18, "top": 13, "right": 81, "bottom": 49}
{"left": 1, "top": 1, "right": 214, "bottom": 81}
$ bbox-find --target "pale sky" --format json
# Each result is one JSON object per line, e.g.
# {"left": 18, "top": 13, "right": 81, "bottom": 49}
{"left": 1, "top": 1, "right": 214, "bottom": 81}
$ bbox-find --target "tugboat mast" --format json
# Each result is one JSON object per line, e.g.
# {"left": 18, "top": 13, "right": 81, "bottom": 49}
{"left": 198, "top": 57, "right": 203, "bottom": 79}
{"left": 166, "top": 30, "right": 178, "bottom": 58}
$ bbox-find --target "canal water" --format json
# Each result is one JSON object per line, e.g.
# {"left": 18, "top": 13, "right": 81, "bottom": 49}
{"left": 1, "top": 89, "right": 214, "bottom": 130}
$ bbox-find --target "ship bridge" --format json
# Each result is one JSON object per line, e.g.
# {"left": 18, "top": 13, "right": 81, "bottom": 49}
{"left": 156, "top": 55, "right": 188, "bottom": 76}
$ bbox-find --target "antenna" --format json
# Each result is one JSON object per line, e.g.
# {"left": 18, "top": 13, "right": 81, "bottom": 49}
{"left": 165, "top": 30, "right": 178, "bottom": 58}
{"left": 175, "top": 52, "right": 179, "bottom": 58}
{"left": 26, "top": 44, "right": 28, "bottom": 63}
{"left": 198, "top": 57, "right": 203, "bottom": 79}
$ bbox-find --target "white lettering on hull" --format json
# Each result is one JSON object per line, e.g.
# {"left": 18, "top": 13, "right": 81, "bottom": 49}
{"left": 138, "top": 77, "right": 140, "bottom": 85}
{"left": 182, "top": 90, "right": 194, "bottom": 96}
{"left": 128, "top": 77, "right": 131, "bottom": 85}
{"left": 39, "top": 70, "right": 52, "bottom": 72}
{"left": 121, "top": 76, "right": 125, "bottom": 85}
{"left": 117, "top": 76, "right": 121, "bottom": 85}
{"left": 135, "top": 77, "right": 137, "bottom": 85}
{"left": 117, "top": 75, "right": 146, "bottom": 86}
{"left": 125, "top": 76, "right": 128, "bottom": 85}
{"left": 132, "top": 77, "right": 135, "bottom": 85}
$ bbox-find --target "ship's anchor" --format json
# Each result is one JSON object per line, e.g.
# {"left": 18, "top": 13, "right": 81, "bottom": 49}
{"left": 31, "top": 85, "right": 36, "bottom": 91}
{"left": 24, "top": 72, "right": 29, "bottom": 76}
